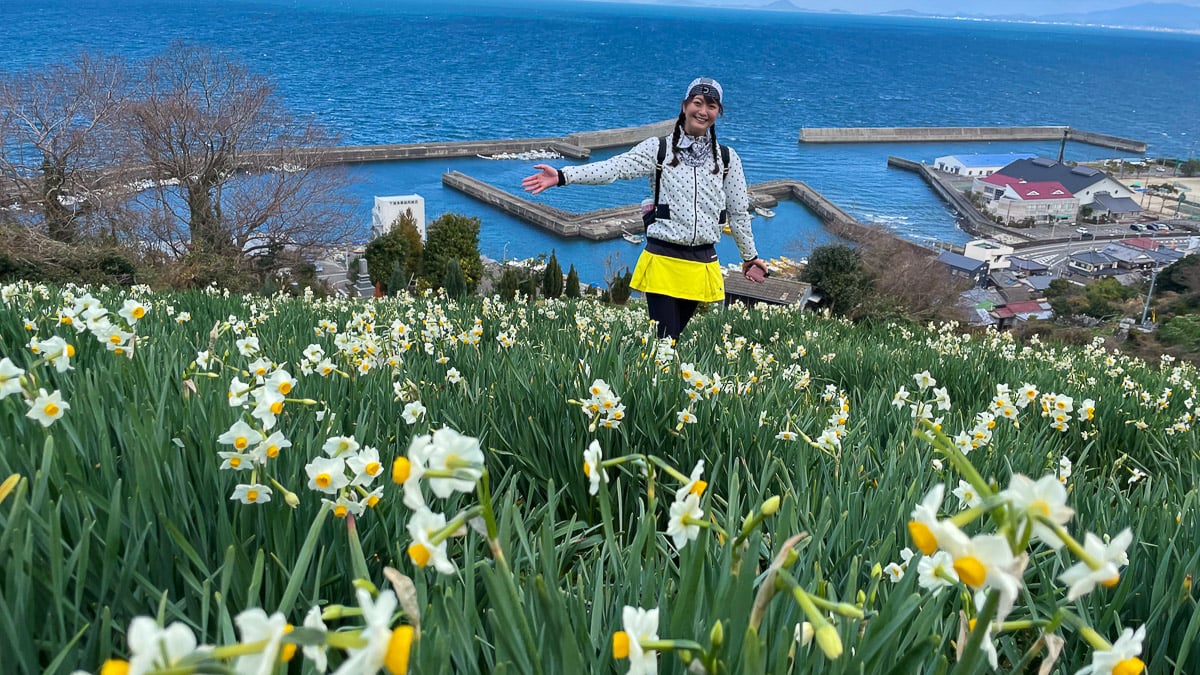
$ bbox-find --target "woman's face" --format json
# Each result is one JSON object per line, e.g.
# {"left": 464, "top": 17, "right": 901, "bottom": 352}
{"left": 681, "top": 95, "right": 721, "bottom": 136}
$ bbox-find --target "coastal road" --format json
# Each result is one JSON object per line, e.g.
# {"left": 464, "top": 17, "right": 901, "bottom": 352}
{"left": 1014, "top": 234, "right": 1199, "bottom": 274}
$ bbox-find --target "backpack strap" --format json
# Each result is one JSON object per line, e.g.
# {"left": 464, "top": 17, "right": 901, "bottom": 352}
{"left": 653, "top": 135, "right": 668, "bottom": 209}
{"left": 720, "top": 144, "right": 730, "bottom": 180}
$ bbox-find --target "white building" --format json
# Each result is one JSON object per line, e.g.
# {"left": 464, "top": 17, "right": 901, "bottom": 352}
{"left": 933, "top": 153, "right": 1037, "bottom": 177}
{"left": 962, "top": 239, "right": 1015, "bottom": 271}
{"left": 371, "top": 195, "right": 426, "bottom": 240}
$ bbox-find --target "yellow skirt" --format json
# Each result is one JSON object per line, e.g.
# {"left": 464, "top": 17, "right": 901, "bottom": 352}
{"left": 630, "top": 250, "right": 725, "bottom": 303}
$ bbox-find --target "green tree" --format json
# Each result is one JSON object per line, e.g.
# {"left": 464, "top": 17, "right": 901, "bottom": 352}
{"left": 801, "top": 244, "right": 873, "bottom": 317}
{"left": 421, "top": 213, "right": 483, "bottom": 291}
{"left": 1158, "top": 314, "right": 1200, "bottom": 349}
{"left": 496, "top": 267, "right": 520, "bottom": 301}
{"left": 542, "top": 250, "right": 564, "bottom": 299}
{"left": 1157, "top": 255, "right": 1200, "bottom": 296}
{"left": 388, "top": 261, "right": 407, "bottom": 297}
{"left": 564, "top": 265, "right": 581, "bottom": 299}
{"left": 608, "top": 268, "right": 632, "bottom": 305}
{"left": 364, "top": 209, "right": 423, "bottom": 292}
{"left": 442, "top": 257, "right": 469, "bottom": 299}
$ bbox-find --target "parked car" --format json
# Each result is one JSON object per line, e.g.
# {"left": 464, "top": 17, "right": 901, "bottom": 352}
{"left": 1130, "top": 224, "right": 1147, "bottom": 232}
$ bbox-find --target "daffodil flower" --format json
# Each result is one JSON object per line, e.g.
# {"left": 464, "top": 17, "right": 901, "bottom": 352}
{"left": 347, "top": 446, "right": 385, "bottom": 487}
{"left": 231, "top": 483, "right": 272, "bottom": 504}
{"left": 305, "top": 457, "right": 349, "bottom": 494}
{"left": 666, "top": 492, "right": 704, "bottom": 550}
{"left": 401, "top": 400, "right": 426, "bottom": 425}
{"left": 406, "top": 507, "right": 456, "bottom": 574}
{"left": 1059, "top": 529, "right": 1132, "bottom": 601}
{"left": 418, "top": 428, "right": 484, "bottom": 498}
{"left": 302, "top": 606, "right": 328, "bottom": 672}
{"left": 612, "top": 606, "right": 659, "bottom": 675}
{"left": 883, "top": 562, "right": 905, "bottom": 583}
{"left": 26, "top": 388, "right": 69, "bottom": 427}
{"left": 332, "top": 588, "right": 400, "bottom": 675}
{"left": 908, "top": 483, "right": 949, "bottom": 555}
{"left": 323, "top": 435, "right": 361, "bottom": 458}
{"left": 125, "top": 616, "right": 202, "bottom": 673}
{"left": 917, "top": 550, "right": 958, "bottom": 593}
{"left": 233, "top": 609, "right": 289, "bottom": 675}
{"left": 952, "top": 480, "right": 982, "bottom": 510}
{"left": 582, "top": 440, "right": 608, "bottom": 496}
{"left": 1002, "top": 474, "right": 1074, "bottom": 548}
{"left": 1077, "top": 626, "right": 1145, "bottom": 675}
{"left": 0, "top": 358, "right": 26, "bottom": 399}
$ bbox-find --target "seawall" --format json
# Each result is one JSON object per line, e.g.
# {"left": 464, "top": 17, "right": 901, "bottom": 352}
{"left": 886, "top": 156, "right": 1038, "bottom": 244}
{"left": 800, "top": 126, "right": 1147, "bottom": 153}
{"left": 444, "top": 170, "right": 935, "bottom": 257}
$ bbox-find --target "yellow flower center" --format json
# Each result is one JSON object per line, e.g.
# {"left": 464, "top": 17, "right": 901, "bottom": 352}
{"left": 366, "top": 461, "right": 382, "bottom": 476}
{"left": 234, "top": 437, "right": 248, "bottom": 451}
{"left": 690, "top": 480, "right": 708, "bottom": 497}
{"left": 229, "top": 457, "right": 242, "bottom": 469}
{"left": 908, "top": 520, "right": 938, "bottom": 555}
{"left": 1112, "top": 657, "right": 1145, "bottom": 675}
{"left": 333, "top": 504, "right": 348, "bottom": 518}
{"left": 408, "top": 542, "right": 431, "bottom": 567}
{"left": 367, "top": 494, "right": 381, "bottom": 508}
{"left": 132, "top": 307, "right": 145, "bottom": 319}
{"left": 270, "top": 401, "right": 284, "bottom": 415}
{"left": 968, "top": 618, "right": 977, "bottom": 632}
{"left": 612, "top": 631, "right": 631, "bottom": 659}
{"left": 1028, "top": 499, "right": 1052, "bottom": 518}
{"left": 66, "top": 344, "right": 75, "bottom": 357}
{"left": 61, "top": 316, "right": 73, "bottom": 325}
{"left": 266, "top": 444, "right": 280, "bottom": 459}
{"left": 109, "top": 334, "right": 122, "bottom": 344}
{"left": 280, "top": 625, "right": 296, "bottom": 662}
{"left": 246, "top": 489, "right": 259, "bottom": 502}
{"left": 583, "top": 461, "right": 592, "bottom": 477}
{"left": 278, "top": 381, "right": 292, "bottom": 395}
{"left": 392, "top": 457, "right": 412, "bottom": 484}
{"left": 44, "top": 402, "right": 60, "bottom": 417}
{"left": 385, "top": 625, "right": 415, "bottom": 675}
{"left": 100, "top": 659, "right": 131, "bottom": 675}
{"left": 315, "top": 473, "right": 332, "bottom": 489}
{"left": 954, "top": 556, "right": 987, "bottom": 588}
{"left": 1102, "top": 574, "right": 1120, "bottom": 588}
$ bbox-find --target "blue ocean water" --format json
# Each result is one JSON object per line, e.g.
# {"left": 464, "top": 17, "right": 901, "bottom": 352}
{"left": 5, "top": 0, "right": 1200, "bottom": 283}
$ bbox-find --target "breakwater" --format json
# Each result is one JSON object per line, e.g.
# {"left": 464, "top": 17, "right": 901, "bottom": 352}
{"left": 886, "top": 156, "right": 1038, "bottom": 244}
{"left": 444, "top": 170, "right": 933, "bottom": 256}
{"left": 291, "top": 119, "right": 677, "bottom": 165}
{"left": 799, "top": 126, "right": 1147, "bottom": 153}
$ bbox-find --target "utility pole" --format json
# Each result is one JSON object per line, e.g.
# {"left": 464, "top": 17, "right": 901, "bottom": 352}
{"left": 1140, "top": 268, "right": 1158, "bottom": 326}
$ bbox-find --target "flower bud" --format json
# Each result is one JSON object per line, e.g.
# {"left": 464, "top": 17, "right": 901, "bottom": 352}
{"left": 760, "top": 495, "right": 781, "bottom": 516}
{"left": 795, "top": 621, "right": 814, "bottom": 647}
{"left": 815, "top": 624, "right": 843, "bottom": 659}
{"left": 709, "top": 620, "right": 724, "bottom": 648}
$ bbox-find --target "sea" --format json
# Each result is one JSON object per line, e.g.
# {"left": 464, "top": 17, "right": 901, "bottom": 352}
{"left": 5, "top": 0, "right": 1200, "bottom": 284}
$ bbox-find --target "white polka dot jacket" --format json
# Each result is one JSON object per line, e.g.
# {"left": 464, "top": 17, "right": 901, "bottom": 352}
{"left": 560, "top": 136, "right": 758, "bottom": 261}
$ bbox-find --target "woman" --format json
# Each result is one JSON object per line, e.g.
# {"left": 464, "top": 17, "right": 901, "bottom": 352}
{"left": 522, "top": 77, "right": 768, "bottom": 341}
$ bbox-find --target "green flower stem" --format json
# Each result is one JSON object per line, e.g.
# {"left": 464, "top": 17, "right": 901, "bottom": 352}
{"left": 681, "top": 516, "right": 728, "bottom": 539}
{"left": 646, "top": 454, "right": 690, "bottom": 485}
{"left": 640, "top": 639, "right": 704, "bottom": 652}
{"left": 277, "top": 501, "right": 331, "bottom": 616}
{"left": 1060, "top": 610, "right": 1112, "bottom": 650}
{"left": 429, "top": 506, "right": 484, "bottom": 547}
{"left": 915, "top": 421, "right": 993, "bottom": 499}
{"left": 346, "top": 513, "right": 371, "bottom": 582}
{"left": 1036, "top": 516, "right": 1104, "bottom": 570}
{"left": 209, "top": 637, "right": 270, "bottom": 659}
{"left": 805, "top": 593, "right": 866, "bottom": 620}
{"left": 949, "top": 504, "right": 991, "bottom": 529}
{"left": 476, "top": 469, "right": 499, "bottom": 541}
{"left": 776, "top": 570, "right": 834, "bottom": 631}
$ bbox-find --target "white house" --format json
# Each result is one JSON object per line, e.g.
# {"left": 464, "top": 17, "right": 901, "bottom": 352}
{"left": 990, "top": 158, "right": 1137, "bottom": 207}
{"left": 934, "top": 153, "right": 1036, "bottom": 177}
{"left": 962, "top": 239, "right": 1015, "bottom": 271}
{"left": 972, "top": 175, "right": 1080, "bottom": 224}
{"left": 371, "top": 195, "right": 426, "bottom": 240}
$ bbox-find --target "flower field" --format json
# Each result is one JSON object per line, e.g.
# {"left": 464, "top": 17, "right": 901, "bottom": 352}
{"left": 1, "top": 280, "right": 1198, "bottom": 674}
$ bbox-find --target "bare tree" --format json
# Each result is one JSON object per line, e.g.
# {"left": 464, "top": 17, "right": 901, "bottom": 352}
{"left": 129, "top": 41, "right": 356, "bottom": 270}
{"left": 0, "top": 52, "right": 132, "bottom": 243}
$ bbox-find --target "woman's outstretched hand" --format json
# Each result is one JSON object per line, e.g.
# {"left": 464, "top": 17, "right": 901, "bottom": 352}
{"left": 522, "top": 164, "right": 560, "bottom": 195}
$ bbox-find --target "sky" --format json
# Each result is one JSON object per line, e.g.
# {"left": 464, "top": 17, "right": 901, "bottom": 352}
{"left": 596, "top": 0, "right": 1200, "bottom": 15}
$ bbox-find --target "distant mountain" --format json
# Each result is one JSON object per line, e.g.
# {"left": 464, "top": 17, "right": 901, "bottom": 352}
{"left": 1039, "top": 3, "right": 1200, "bottom": 31}
{"left": 761, "top": 0, "right": 805, "bottom": 10}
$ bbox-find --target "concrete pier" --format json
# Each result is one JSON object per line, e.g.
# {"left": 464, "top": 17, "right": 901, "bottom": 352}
{"left": 290, "top": 119, "right": 678, "bottom": 165}
{"left": 887, "top": 156, "right": 1038, "bottom": 244}
{"left": 443, "top": 170, "right": 934, "bottom": 256}
{"left": 799, "top": 126, "right": 1147, "bottom": 154}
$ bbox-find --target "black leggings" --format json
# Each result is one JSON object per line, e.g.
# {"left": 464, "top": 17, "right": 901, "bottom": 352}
{"left": 646, "top": 293, "right": 699, "bottom": 342}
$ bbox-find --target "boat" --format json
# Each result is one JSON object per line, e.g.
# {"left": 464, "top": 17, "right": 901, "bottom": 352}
{"left": 755, "top": 207, "right": 776, "bottom": 218}
{"left": 622, "top": 231, "right": 644, "bottom": 244}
